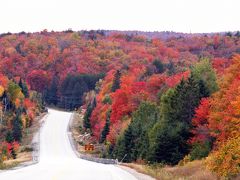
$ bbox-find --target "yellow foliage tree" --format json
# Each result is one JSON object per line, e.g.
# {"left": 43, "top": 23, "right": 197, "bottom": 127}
{"left": 204, "top": 55, "right": 240, "bottom": 177}
{"left": 206, "top": 136, "right": 240, "bottom": 177}
{"left": 7, "top": 81, "right": 24, "bottom": 105}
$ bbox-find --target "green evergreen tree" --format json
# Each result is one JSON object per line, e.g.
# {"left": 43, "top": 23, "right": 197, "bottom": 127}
{"left": 111, "top": 70, "right": 121, "bottom": 92}
{"left": 92, "top": 97, "right": 97, "bottom": 108}
{"left": 111, "top": 59, "right": 216, "bottom": 165}
{"left": 153, "top": 59, "right": 165, "bottom": 73}
{"left": 225, "top": 32, "right": 232, "bottom": 37}
{"left": 235, "top": 31, "right": 240, "bottom": 37}
{"left": 130, "top": 102, "right": 158, "bottom": 160}
{"left": 83, "top": 104, "right": 92, "bottom": 130}
{"left": 113, "top": 102, "right": 158, "bottom": 162}
{"left": 83, "top": 98, "right": 96, "bottom": 130}
{"left": 5, "top": 131, "right": 14, "bottom": 143}
{"left": 117, "top": 125, "right": 135, "bottom": 162}
{"left": 99, "top": 111, "right": 111, "bottom": 143}
{"left": 180, "top": 76, "right": 201, "bottom": 124}
{"left": 112, "top": 135, "right": 125, "bottom": 160}
{"left": 190, "top": 141, "right": 212, "bottom": 161}
{"left": 167, "top": 60, "right": 176, "bottom": 75}
{"left": 12, "top": 113, "right": 23, "bottom": 142}
{"left": 147, "top": 74, "right": 209, "bottom": 165}
{"left": 198, "top": 79, "right": 210, "bottom": 98}
{"left": 19, "top": 78, "right": 29, "bottom": 98}
{"left": 148, "top": 123, "right": 186, "bottom": 164}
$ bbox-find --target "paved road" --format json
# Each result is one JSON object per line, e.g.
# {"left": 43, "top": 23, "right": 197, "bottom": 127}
{"left": 0, "top": 109, "right": 137, "bottom": 180}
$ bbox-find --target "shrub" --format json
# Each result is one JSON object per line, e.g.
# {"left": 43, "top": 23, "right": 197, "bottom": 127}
{"left": 190, "top": 141, "right": 212, "bottom": 161}
{"left": 0, "top": 142, "right": 11, "bottom": 160}
{"left": 0, "top": 141, "right": 20, "bottom": 160}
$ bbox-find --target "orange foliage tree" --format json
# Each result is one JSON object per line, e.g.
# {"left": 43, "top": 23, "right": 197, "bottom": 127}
{"left": 192, "top": 55, "right": 240, "bottom": 177}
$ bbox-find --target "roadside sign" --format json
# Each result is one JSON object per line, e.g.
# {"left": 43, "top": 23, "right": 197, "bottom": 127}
{"left": 84, "top": 144, "right": 94, "bottom": 151}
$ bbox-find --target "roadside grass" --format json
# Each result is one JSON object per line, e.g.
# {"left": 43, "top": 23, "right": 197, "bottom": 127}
{"left": 121, "top": 163, "right": 172, "bottom": 179}
{"left": 21, "top": 113, "right": 47, "bottom": 147}
{"left": 0, "top": 161, "right": 20, "bottom": 170}
{"left": 1, "top": 151, "right": 32, "bottom": 170}
{"left": 121, "top": 160, "right": 220, "bottom": 180}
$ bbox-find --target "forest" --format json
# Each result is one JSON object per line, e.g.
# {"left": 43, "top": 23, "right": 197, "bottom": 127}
{"left": 0, "top": 30, "right": 239, "bottom": 177}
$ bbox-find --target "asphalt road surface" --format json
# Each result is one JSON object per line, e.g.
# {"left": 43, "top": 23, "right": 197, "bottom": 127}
{"left": 0, "top": 109, "right": 137, "bottom": 180}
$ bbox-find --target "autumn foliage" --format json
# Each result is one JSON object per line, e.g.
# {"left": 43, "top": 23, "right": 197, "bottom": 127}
{"left": 0, "top": 30, "right": 240, "bottom": 175}
{"left": 0, "top": 74, "right": 43, "bottom": 164}
{"left": 191, "top": 55, "right": 240, "bottom": 177}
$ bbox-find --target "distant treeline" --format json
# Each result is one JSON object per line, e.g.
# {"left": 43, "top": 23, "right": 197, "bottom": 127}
{"left": 44, "top": 73, "right": 104, "bottom": 110}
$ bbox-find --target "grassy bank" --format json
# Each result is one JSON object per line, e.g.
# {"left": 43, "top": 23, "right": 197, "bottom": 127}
{"left": 121, "top": 160, "right": 219, "bottom": 180}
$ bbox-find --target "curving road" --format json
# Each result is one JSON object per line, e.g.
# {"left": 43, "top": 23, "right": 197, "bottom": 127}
{"left": 0, "top": 109, "right": 137, "bottom": 180}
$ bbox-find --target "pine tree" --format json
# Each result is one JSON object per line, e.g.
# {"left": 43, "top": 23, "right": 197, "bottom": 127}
{"left": 111, "top": 70, "right": 121, "bottom": 92}
{"left": 122, "top": 125, "right": 135, "bottom": 162}
{"left": 112, "top": 135, "right": 125, "bottom": 160}
{"left": 124, "top": 102, "right": 159, "bottom": 160}
{"left": 148, "top": 123, "right": 186, "bottom": 165}
{"left": 114, "top": 125, "right": 135, "bottom": 162}
{"left": 235, "top": 31, "right": 240, "bottom": 37}
{"left": 5, "top": 131, "right": 14, "bottom": 143}
{"left": 198, "top": 79, "right": 210, "bottom": 98}
{"left": 19, "top": 78, "right": 29, "bottom": 98}
{"left": 181, "top": 75, "right": 201, "bottom": 124}
{"left": 83, "top": 98, "right": 96, "bottom": 130}
{"left": 147, "top": 74, "right": 208, "bottom": 165}
{"left": 99, "top": 111, "right": 111, "bottom": 143}
{"left": 167, "top": 61, "right": 176, "bottom": 75}
{"left": 153, "top": 59, "right": 164, "bottom": 73}
{"left": 92, "top": 97, "right": 97, "bottom": 108}
{"left": 12, "top": 114, "right": 23, "bottom": 142}
{"left": 83, "top": 104, "right": 92, "bottom": 130}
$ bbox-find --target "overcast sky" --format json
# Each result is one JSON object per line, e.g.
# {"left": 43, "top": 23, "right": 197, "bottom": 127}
{"left": 0, "top": 0, "right": 239, "bottom": 33}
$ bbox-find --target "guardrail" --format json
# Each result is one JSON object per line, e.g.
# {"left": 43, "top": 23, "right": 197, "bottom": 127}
{"left": 79, "top": 154, "right": 118, "bottom": 164}
{"left": 68, "top": 113, "right": 118, "bottom": 164}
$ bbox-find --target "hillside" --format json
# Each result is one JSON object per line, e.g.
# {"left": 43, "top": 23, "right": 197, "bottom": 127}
{"left": 0, "top": 30, "right": 239, "bottom": 178}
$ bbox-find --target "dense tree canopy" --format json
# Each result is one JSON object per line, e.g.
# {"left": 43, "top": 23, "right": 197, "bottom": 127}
{"left": 0, "top": 74, "right": 44, "bottom": 163}
{"left": 0, "top": 31, "right": 239, "bottom": 176}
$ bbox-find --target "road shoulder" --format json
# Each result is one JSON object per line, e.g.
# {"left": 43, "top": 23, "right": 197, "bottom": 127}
{"left": 69, "top": 111, "right": 156, "bottom": 179}
{"left": 117, "top": 165, "right": 155, "bottom": 180}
